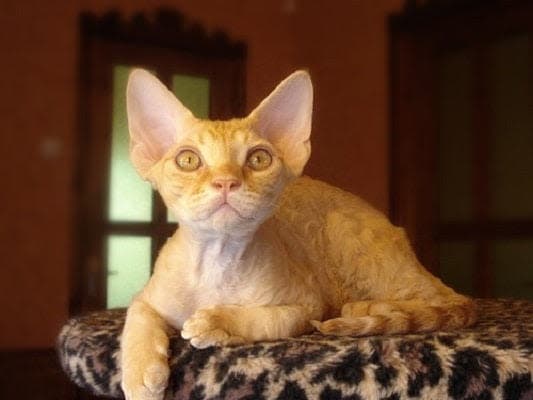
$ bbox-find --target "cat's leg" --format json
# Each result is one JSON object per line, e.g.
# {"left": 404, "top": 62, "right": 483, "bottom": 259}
{"left": 181, "top": 304, "right": 319, "bottom": 348}
{"left": 121, "top": 299, "right": 171, "bottom": 400}
{"left": 320, "top": 218, "right": 476, "bottom": 336}
{"left": 311, "top": 296, "right": 476, "bottom": 336}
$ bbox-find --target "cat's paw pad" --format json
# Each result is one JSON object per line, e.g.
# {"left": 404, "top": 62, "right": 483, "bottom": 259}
{"left": 181, "top": 309, "right": 244, "bottom": 349}
{"left": 121, "top": 359, "right": 169, "bottom": 400}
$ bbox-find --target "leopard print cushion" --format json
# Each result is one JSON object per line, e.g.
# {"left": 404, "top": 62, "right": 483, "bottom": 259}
{"left": 58, "top": 299, "right": 532, "bottom": 400}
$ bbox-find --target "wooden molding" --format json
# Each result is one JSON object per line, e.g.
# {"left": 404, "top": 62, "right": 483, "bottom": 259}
{"left": 80, "top": 8, "right": 246, "bottom": 59}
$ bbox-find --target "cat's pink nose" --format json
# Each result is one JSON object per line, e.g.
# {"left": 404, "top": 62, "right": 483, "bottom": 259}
{"left": 211, "top": 178, "right": 242, "bottom": 193}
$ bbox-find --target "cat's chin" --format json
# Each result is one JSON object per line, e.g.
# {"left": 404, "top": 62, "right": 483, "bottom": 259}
{"left": 176, "top": 205, "right": 259, "bottom": 236}
{"left": 213, "top": 203, "right": 241, "bottom": 217}
{"left": 208, "top": 205, "right": 256, "bottom": 233}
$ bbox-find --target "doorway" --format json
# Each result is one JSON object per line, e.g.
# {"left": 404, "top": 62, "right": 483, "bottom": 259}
{"left": 390, "top": 0, "right": 533, "bottom": 299}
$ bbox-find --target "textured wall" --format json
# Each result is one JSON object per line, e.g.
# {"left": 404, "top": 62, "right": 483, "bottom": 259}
{"left": 0, "top": 0, "right": 403, "bottom": 348}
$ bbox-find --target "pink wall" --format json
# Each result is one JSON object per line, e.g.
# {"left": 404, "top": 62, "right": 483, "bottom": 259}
{"left": 0, "top": 0, "right": 403, "bottom": 348}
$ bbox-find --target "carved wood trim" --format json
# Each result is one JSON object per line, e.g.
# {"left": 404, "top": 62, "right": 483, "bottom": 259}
{"left": 79, "top": 8, "right": 246, "bottom": 59}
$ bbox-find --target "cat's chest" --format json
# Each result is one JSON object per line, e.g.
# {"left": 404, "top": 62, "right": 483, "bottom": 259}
{"left": 164, "top": 263, "right": 268, "bottom": 325}
{"left": 150, "top": 226, "right": 319, "bottom": 327}
{"left": 189, "top": 260, "right": 270, "bottom": 303}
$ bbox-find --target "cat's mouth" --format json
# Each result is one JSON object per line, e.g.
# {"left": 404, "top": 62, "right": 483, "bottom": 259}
{"left": 210, "top": 200, "right": 251, "bottom": 220}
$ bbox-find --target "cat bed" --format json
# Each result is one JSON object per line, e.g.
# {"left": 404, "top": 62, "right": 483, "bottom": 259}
{"left": 58, "top": 299, "right": 532, "bottom": 400}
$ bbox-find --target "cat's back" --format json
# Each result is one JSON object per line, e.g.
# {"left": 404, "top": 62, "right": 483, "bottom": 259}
{"left": 270, "top": 176, "right": 397, "bottom": 301}
{"left": 277, "top": 176, "right": 385, "bottom": 222}
{"left": 274, "top": 176, "right": 392, "bottom": 244}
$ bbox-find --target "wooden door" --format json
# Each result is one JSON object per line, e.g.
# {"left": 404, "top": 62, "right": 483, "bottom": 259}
{"left": 390, "top": 0, "right": 533, "bottom": 299}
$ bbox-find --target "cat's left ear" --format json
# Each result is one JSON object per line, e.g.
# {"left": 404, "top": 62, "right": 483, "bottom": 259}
{"left": 127, "top": 69, "right": 195, "bottom": 179}
{"left": 247, "top": 70, "right": 313, "bottom": 177}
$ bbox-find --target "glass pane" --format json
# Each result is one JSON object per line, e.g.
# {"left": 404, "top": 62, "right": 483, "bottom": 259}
{"left": 438, "top": 241, "right": 475, "bottom": 296}
{"left": 490, "top": 239, "right": 533, "bottom": 300}
{"left": 172, "top": 74, "right": 210, "bottom": 118}
{"left": 437, "top": 50, "right": 474, "bottom": 222}
{"left": 487, "top": 35, "right": 533, "bottom": 219}
{"left": 106, "top": 235, "right": 151, "bottom": 308}
{"left": 108, "top": 65, "right": 153, "bottom": 222}
{"left": 168, "top": 74, "right": 210, "bottom": 222}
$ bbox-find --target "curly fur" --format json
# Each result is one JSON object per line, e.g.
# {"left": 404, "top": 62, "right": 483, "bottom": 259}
{"left": 119, "top": 70, "right": 476, "bottom": 400}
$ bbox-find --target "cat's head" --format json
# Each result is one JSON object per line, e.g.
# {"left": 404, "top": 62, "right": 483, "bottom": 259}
{"left": 126, "top": 69, "right": 313, "bottom": 235}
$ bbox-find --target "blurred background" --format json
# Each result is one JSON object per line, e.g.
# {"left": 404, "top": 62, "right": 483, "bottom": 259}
{"left": 0, "top": 0, "right": 531, "bottom": 398}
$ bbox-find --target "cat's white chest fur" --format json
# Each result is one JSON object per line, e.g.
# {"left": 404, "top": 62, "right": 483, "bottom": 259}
{"left": 142, "top": 191, "right": 330, "bottom": 330}
{"left": 144, "top": 231, "right": 288, "bottom": 328}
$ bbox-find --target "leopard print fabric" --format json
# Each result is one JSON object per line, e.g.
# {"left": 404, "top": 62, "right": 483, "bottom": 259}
{"left": 58, "top": 299, "right": 532, "bottom": 400}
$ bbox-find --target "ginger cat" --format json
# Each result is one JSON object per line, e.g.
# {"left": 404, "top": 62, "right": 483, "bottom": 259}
{"left": 120, "top": 69, "right": 476, "bottom": 400}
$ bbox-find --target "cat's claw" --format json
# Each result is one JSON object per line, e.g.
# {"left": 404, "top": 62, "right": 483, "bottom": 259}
{"left": 182, "top": 309, "right": 244, "bottom": 348}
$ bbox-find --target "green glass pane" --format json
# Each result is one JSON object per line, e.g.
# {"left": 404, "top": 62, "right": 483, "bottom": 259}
{"left": 168, "top": 74, "right": 210, "bottom": 222}
{"left": 438, "top": 241, "right": 475, "bottom": 296}
{"left": 437, "top": 50, "right": 474, "bottom": 223}
{"left": 487, "top": 35, "right": 533, "bottom": 219}
{"left": 109, "top": 65, "right": 153, "bottom": 222}
{"left": 106, "top": 235, "right": 151, "bottom": 308}
{"left": 172, "top": 74, "right": 210, "bottom": 118}
{"left": 490, "top": 239, "right": 533, "bottom": 300}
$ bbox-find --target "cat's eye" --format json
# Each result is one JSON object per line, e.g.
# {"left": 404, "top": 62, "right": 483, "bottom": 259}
{"left": 176, "top": 149, "right": 201, "bottom": 171}
{"left": 246, "top": 148, "right": 272, "bottom": 171}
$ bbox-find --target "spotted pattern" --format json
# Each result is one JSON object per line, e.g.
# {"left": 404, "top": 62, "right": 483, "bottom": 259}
{"left": 58, "top": 299, "right": 533, "bottom": 400}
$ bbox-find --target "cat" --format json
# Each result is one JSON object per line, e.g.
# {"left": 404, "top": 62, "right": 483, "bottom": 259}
{"left": 120, "top": 69, "right": 476, "bottom": 400}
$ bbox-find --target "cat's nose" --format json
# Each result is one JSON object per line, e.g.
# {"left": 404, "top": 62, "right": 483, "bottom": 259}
{"left": 211, "top": 178, "right": 242, "bottom": 193}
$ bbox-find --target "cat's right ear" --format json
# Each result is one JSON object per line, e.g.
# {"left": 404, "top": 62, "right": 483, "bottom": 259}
{"left": 127, "top": 69, "right": 194, "bottom": 179}
{"left": 247, "top": 70, "right": 313, "bottom": 177}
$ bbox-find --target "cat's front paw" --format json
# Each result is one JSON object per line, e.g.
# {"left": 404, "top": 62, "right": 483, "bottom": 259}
{"left": 181, "top": 308, "right": 244, "bottom": 349}
{"left": 121, "top": 359, "right": 169, "bottom": 400}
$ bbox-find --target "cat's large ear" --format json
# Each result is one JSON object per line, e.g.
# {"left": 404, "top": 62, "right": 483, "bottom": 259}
{"left": 127, "top": 69, "right": 194, "bottom": 179}
{"left": 248, "top": 70, "right": 313, "bottom": 177}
